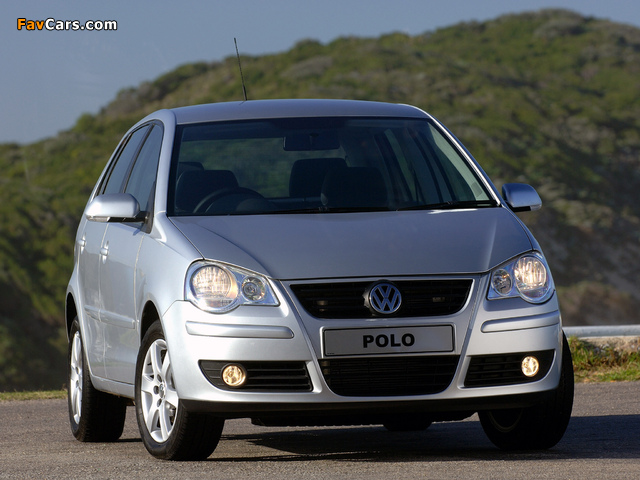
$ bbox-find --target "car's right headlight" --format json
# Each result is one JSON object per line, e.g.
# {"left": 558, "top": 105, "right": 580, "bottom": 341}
{"left": 488, "top": 252, "right": 554, "bottom": 304}
{"left": 186, "top": 261, "right": 279, "bottom": 313}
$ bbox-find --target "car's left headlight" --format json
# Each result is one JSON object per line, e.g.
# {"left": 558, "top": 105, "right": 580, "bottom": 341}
{"left": 488, "top": 252, "right": 554, "bottom": 304}
{"left": 186, "top": 261, "right": 279, "bottom": 313}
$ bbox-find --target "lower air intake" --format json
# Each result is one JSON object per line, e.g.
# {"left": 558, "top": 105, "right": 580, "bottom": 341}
{"left": 320, "top": 356, "right": 459, "bottom": 397}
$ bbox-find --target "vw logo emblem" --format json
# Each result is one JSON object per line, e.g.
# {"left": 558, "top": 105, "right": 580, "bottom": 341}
{"left": 367, "top": 282, "right": 402, "bottom": 315}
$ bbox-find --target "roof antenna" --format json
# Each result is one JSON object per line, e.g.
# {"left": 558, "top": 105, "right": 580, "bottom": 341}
{"left": 234, "top": 38, "right": 248, "bottom": 101}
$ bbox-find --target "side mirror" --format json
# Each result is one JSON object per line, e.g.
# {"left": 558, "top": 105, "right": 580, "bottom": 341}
{"left": 85, "top": 193, "right": 142, "bottom": 222}
{"left": 502, "top": 183, "right": 542, "bottom": 212}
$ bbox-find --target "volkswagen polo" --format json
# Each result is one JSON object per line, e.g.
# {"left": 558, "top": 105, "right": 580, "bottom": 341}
{"left": 66, "top": 99, "right": 573, "bottom": 460}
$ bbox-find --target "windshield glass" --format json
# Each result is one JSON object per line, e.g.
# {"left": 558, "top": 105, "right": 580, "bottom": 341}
{"left": 168, "top": 117, "right": 495, "bottom": 216}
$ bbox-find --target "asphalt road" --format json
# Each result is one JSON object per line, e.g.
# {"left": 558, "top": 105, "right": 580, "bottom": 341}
{"left": 0, "top": 382, "right": 638, "bottom": 479}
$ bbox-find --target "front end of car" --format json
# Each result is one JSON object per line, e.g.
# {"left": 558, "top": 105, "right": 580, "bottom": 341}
{"left": 163, "top": 224, "right": 563, "bottom": 423}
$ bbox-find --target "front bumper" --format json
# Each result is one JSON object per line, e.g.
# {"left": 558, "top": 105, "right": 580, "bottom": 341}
{"left": 161, "top": 276, "right": 563, "bottom": 418}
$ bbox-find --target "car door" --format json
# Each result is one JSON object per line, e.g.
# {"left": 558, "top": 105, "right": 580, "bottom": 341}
{"left": 78, "top": 125, "right": 150, "bottom": 378}
{"left": 76, "top": 216, "right": 109, "bottom": 377}
{"left": 101, "top": 124, "right": 163, "bottom": 383}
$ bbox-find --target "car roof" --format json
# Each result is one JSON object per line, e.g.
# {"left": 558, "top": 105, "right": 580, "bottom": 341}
{"left": 167, "top": 99, "right": 429, "bottom": 125}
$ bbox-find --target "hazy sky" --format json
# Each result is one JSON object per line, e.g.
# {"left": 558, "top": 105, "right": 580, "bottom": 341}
{"left": 2, "top": 1, "right": 639, "bottom": 144}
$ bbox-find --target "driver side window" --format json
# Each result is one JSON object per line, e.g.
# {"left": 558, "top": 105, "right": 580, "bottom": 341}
{"left": 101, "top": 126, "right": 150, "bottom": 196}
{"left": 124, "top": 125, "right": 163, "bottom": 212}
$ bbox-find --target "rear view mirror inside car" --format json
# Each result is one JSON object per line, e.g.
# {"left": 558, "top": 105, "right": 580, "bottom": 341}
{"left": 283, "top": 131, "right": 340, "bottom": 151}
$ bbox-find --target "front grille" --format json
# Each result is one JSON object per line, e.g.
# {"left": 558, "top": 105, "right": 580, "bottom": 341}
{"left": 200, "top": 361, "right": 312, "bottom": 392}
{"left": 320, "top": 356, "right": 459, "bottom": 397}
{"left": 464, "top": 350, "right": 555, "bottom": 387}
{"left": 291, "top": 279, "right": 472, "bottom": 319}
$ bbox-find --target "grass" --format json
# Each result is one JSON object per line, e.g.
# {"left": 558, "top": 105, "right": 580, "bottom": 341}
{"left": 569, "top": 336, "right": 640, "bottom": 383}
{"left": 0, "top": 389, "right": 66, "bottom": 402}
{"left": 0, "top": 338, "right": 638, "bottom": 400}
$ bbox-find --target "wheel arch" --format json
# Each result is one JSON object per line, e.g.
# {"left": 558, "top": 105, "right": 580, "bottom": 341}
{"left": 140, "top": 300, "right": 161, "bottom": 341}
{"left": 65, "top": 293, "right": 79, "bottom": 338}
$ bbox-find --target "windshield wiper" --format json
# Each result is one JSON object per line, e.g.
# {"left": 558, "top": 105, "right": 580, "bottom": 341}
{"left": 272, "top": 206, "right": 391, "bottom": 214}
{"left": 397, "top": 200, "right": 497, "bottom": 211}
{"left": 321, "top": 206, "right": 391, "bottom": 213}
{"left": 269, "top": 207, "right": 325, "bottom": 214}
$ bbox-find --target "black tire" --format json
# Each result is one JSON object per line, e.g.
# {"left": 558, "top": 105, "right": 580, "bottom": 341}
{"left": 479, "top": 333, "right": 574, "bottom": 450}
{"left": 134, "top": 321, "right": 224, "bottom": 460}
{"left": 68, "top": 318, "right": 127, "bottom": 442}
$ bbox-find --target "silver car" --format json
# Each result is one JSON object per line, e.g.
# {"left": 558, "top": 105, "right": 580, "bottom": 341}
{"left": 66, "top": 99, "right": 573, "bottom": 460}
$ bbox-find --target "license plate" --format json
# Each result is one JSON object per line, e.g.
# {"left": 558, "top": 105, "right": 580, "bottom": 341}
{"left": 323, "top": 325, "right": 454, "bottom": 356}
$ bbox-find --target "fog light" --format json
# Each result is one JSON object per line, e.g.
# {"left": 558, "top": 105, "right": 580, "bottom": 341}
{"left": 221, "top": 364, "right": 247, "bottom": 387}
{"left": 521, "top": 356, "right": 540, "bottom": 377}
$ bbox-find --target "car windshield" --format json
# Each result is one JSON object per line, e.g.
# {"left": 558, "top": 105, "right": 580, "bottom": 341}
{"left": 168, "top": 117, "right": 496, "bottom": 216}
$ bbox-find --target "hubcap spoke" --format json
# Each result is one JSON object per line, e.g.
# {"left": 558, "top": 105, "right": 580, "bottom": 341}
{"left": 140, "top": 372, "right": 157, "bottom": 395}
{"left": 159, "top": 402, "right": 173, "bottom": 440}
{"left": 164, "top": 387, "right": 179, "bottom": 410}
{"left": 149, "top": 342, "right": 163, "bottom": 378}
{"left": 146, "top": 402, "right": 161, "bottom": 434}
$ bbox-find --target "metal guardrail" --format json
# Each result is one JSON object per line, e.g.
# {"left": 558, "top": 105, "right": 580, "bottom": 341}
{"left": 563, "top": 325, "right": 640, "bottom": 338}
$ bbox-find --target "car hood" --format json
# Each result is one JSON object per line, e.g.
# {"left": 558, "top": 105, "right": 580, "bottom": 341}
{"left": 170, "top": 208, "right": 533, "bottom": 280}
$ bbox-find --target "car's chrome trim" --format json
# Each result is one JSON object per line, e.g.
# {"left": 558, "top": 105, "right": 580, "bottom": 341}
{"left": 185, "top": 321, "right": 294, "bottom": 339}
{"left": 480, "top": 311, "right": 560, "bottom": 333}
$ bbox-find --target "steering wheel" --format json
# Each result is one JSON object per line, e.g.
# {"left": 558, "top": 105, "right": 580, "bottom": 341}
{"left": 194, "top": 187, "right": 265, "bottom": 213}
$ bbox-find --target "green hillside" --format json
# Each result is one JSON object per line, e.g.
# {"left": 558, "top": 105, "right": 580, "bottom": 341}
{"left": 1, "top": 9, "right": 639, "bottom": 390}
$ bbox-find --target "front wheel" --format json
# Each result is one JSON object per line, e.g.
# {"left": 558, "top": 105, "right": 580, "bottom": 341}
{"left": 134, "top": 321, "right": 224, "bottom": 460}
{"left": 479, "top": 333, "right": 574, "bottom": 450}
{"left": 68, "top": 318, "right": 127, "bottom": 442}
